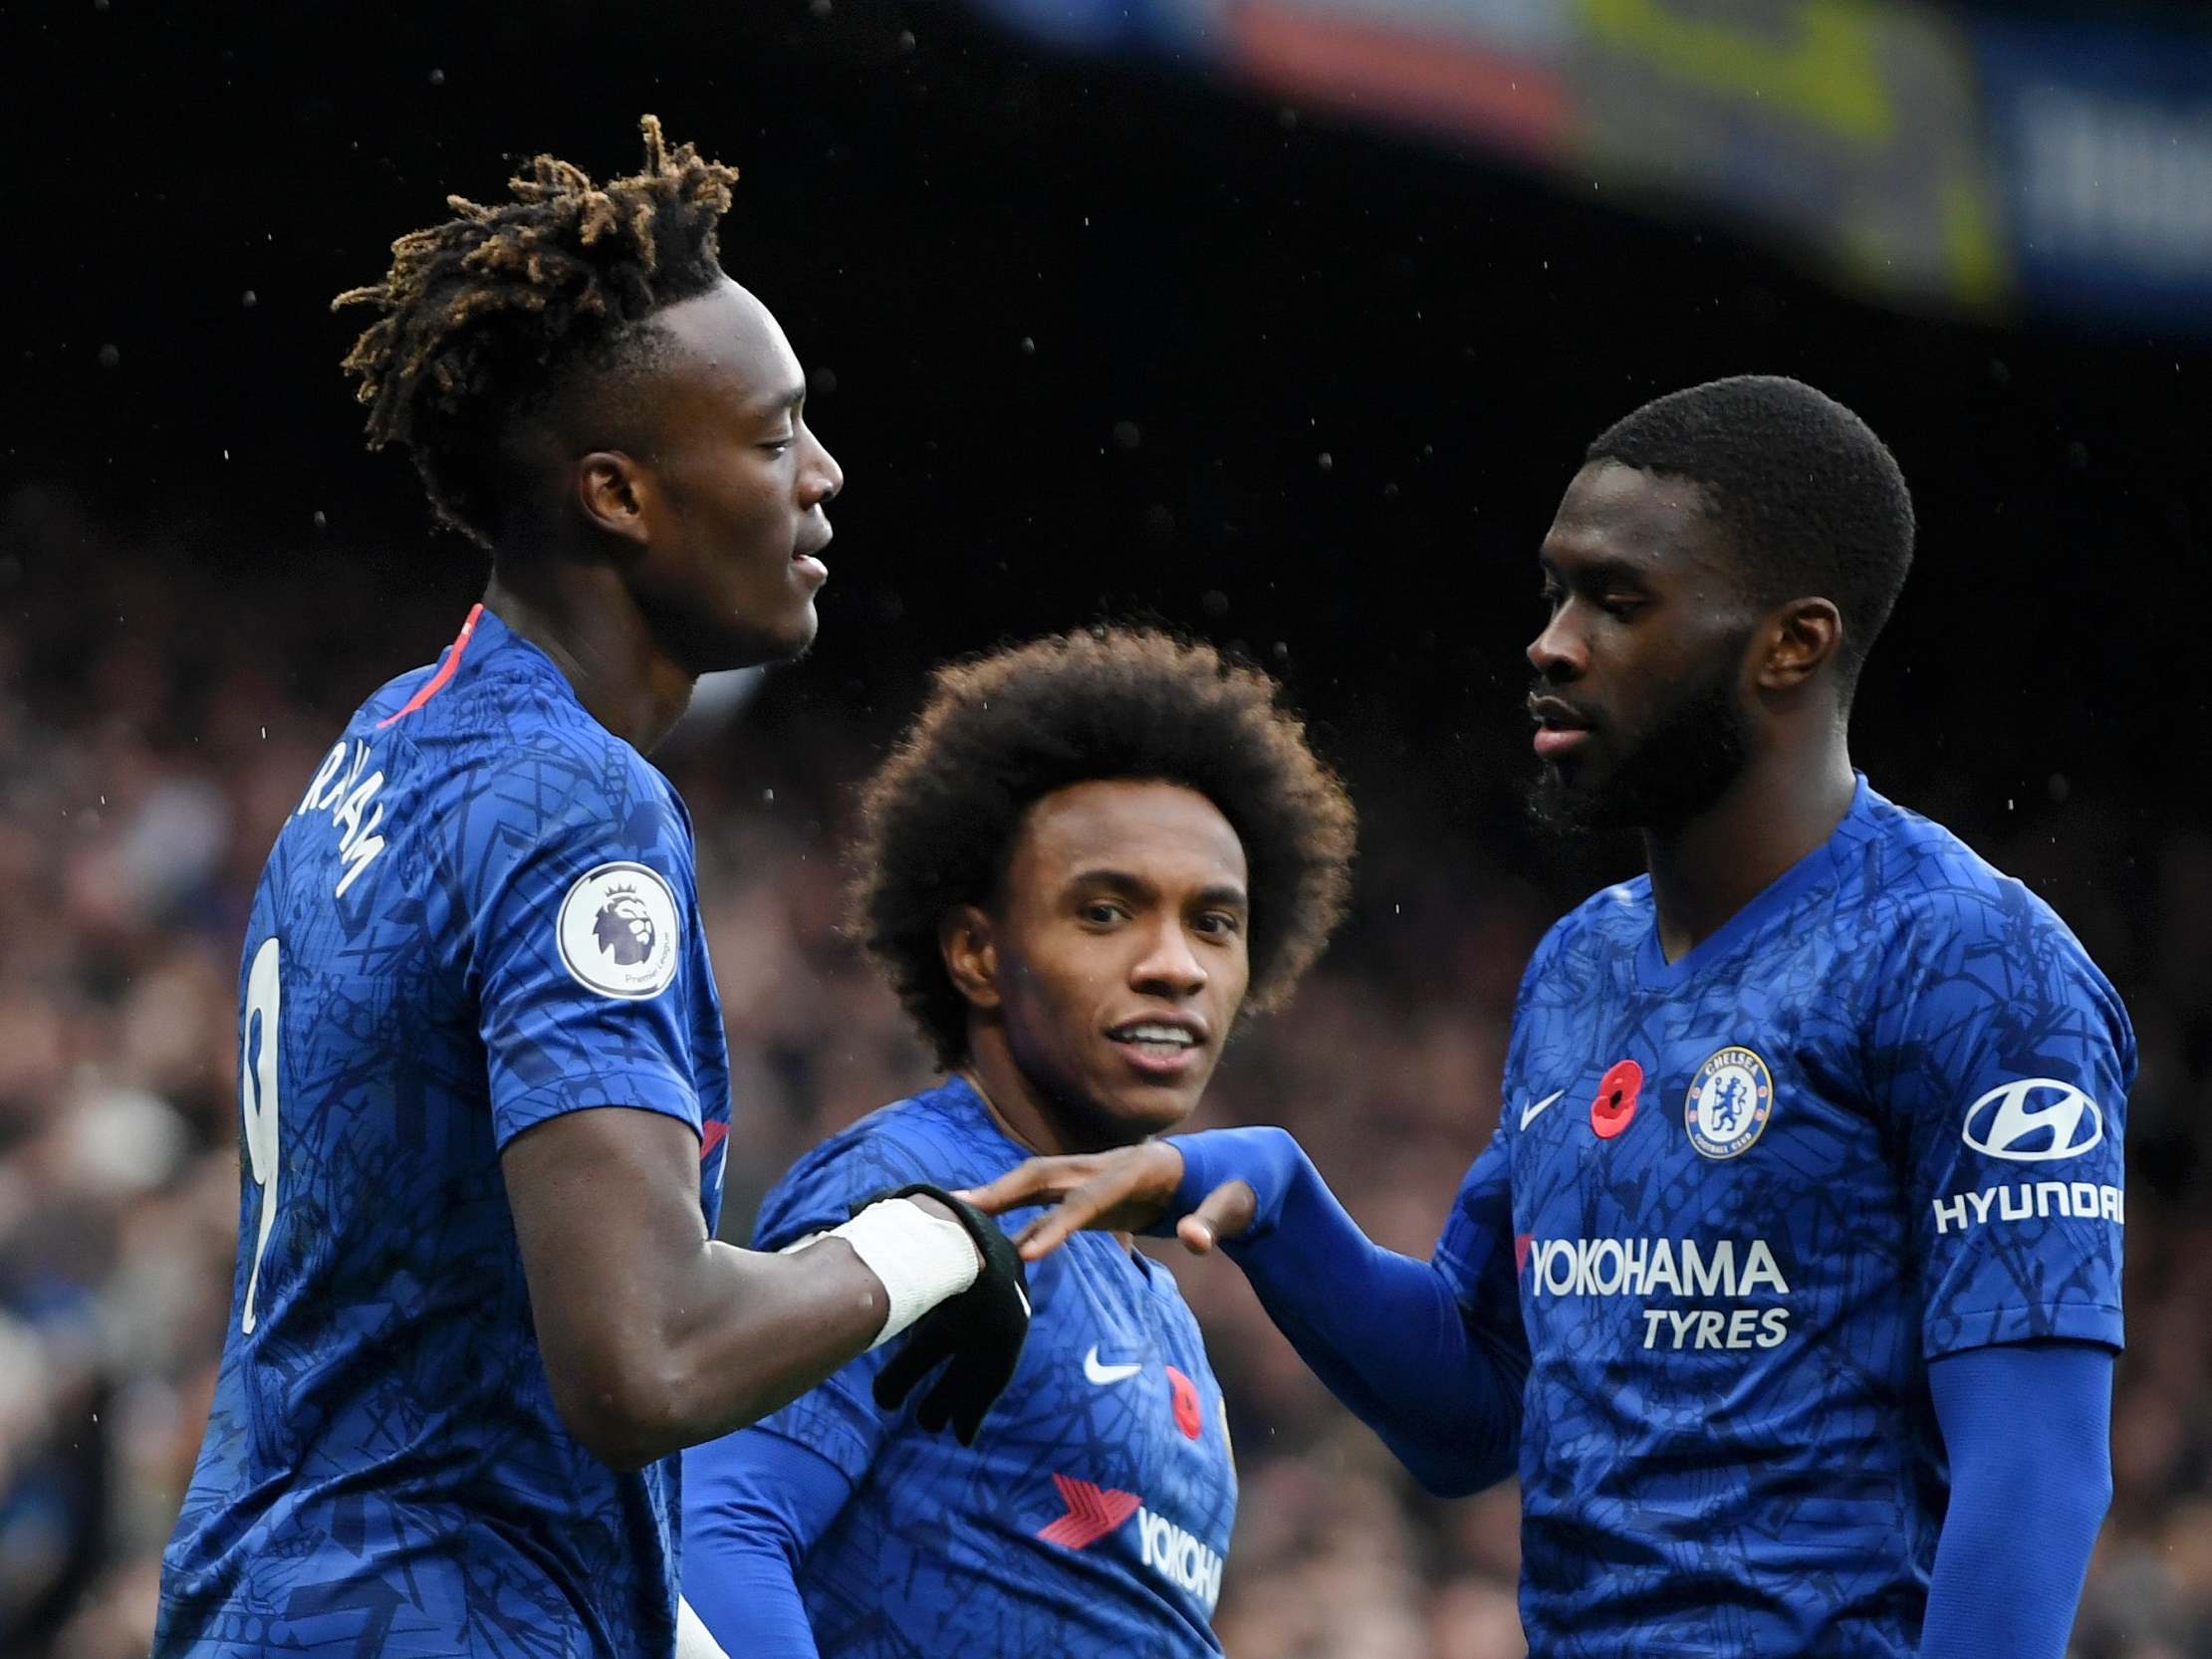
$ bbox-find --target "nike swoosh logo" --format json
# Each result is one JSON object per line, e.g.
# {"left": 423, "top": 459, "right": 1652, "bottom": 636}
{"left": 1520, "top": 1089, "right": 1566, "bottom": 1131}
{"left": 1084, "top": 1344, "right": 1142, "bottom": 1385}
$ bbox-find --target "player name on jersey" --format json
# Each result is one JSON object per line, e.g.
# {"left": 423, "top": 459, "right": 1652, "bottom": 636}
{"left": 295, "top": 737, "right": 390, "bottom": 898}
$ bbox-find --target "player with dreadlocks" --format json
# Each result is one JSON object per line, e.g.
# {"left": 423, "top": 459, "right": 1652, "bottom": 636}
{"left": 155, "top": 119, "right": 1031, "bottom": 1659}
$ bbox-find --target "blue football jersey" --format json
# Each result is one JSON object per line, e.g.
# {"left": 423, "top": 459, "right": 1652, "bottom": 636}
{"left": 1435, "top": 778, "right": 2131, "bottom": 1658}
{"left": 156, "top": 605, "right": 732, "bottom": 1659}
{"left": 684, "top": 1077, "right": 1236, "bottom": 1658}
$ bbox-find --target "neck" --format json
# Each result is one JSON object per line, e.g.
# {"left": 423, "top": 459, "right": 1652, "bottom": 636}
{"left": 961, "top": 1024, "right": 1172, "bottom": 1162}
{"left": 959, "top": 1036, "right": 1097, "bottom": 1160}
{"left": 1643, "top": 725, "right": 1856, "bottom": 963}
{"left": 958, "top": 1052, "right": 1138, "bottom": 1250}
{"left": 482, "top": 556, "right": 695, "bottom": 753}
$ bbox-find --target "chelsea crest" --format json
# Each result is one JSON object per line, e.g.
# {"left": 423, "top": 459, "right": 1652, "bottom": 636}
{"left": 1686, "top": 1046, "right": 1774, "bottom": 1159}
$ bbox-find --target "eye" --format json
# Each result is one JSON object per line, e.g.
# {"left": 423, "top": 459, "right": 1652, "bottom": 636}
{"left": 1079, "top": 900, "right": 1129, "bottom": 926}
{"left": 1538, "top": 584, "right": 1564, "bottom": 611}
{"left": 1193, "top": 911, "right": 1243, "bottom": 939}
{"left": 1599, "top": 593, "right": 1644, "bottom": 621}
{"left": 760, "top": 436, "right": 796, "bottom": 455}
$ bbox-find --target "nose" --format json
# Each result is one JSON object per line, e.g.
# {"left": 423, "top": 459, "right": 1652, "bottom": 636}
{"left": 802, "top": 432, "right": 844, "bottom": 509}
{"left": 1528, "top": 606, "right": 1586, "bottom": 682}
{"left": 1130, "top": 917, "right": 1208, "bottom": 999}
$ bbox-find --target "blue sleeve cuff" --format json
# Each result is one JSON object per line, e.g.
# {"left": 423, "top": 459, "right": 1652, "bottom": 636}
{"left": 492, "top": 1075, "right": 701, "bottom": 1152}
{"left": 1923, "top": 1300, "right": 2123, "bottom": 1362}
{"left": 1159, "top": 1126, "right": 1303, "bottom": 1240}
{"left": 1156, "top": 1126, "right": 1523, "bottom": 1496}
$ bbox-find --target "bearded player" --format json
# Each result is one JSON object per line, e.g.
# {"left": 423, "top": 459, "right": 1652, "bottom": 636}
{"left": 681, "top": 629, "right": 1354, "bottom": 1657}
{"left": 155, "top": 120, "right": 1030, "bottom": 1659}
{"left": 969, "top": 376, "right": 2128, "bottom": 1658}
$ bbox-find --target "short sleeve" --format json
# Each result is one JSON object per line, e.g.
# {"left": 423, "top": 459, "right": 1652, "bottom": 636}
{"left": 744, "top": 1125, "right": 945, "bottom": 1484}
{"left": 1874, "top": 884, "right": 2133, "bottom": 1360}
{"left": 1432, "top": 1125, "right": 1523, "bottom": 1341}
{"left": 456, "top": 753, "right": 703, "bottom": 1150}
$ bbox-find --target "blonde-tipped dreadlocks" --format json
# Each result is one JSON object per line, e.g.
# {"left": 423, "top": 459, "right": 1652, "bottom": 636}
{"left": 335, "top": 116, "right": 740, "bottom": 546}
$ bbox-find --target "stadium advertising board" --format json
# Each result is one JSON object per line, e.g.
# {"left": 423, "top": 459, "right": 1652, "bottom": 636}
{"left": 1973, "top": 18, "right": 2212, "bottom": 328}
{"left": 959, "top": 0, "right": 2212, "bottom": 331}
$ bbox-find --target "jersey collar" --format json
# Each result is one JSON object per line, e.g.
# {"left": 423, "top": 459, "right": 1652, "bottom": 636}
{"left": 1632, "top": 773, "right": 1871, "bottom": 992}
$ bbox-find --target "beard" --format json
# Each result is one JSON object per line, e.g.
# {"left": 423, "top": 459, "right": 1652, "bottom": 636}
{"left": 1527, "top": 653, "right": 1754, "bottom": 838}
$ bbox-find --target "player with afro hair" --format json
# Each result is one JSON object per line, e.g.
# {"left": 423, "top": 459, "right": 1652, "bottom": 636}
{"left": 852, "top": 624, "right": 1356, "bottom": 1077}
{"left": 679, "top": 626, "right": 1355, "bottom": 1656}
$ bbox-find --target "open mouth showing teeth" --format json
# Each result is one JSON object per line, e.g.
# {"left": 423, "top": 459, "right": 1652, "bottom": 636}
{"left": 1109, "top": 1022, "right": 1199, "bottom": 1056}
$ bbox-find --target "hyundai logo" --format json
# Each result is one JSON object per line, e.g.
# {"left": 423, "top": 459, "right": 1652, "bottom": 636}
{"left": 1961, "top": 1078, "right": 2104, "bottom": 1162}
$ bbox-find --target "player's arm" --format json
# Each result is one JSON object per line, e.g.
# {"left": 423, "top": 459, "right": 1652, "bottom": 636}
{"left": 1919, "top": 1341, "right": 2110, "bottom": 1659}
{"left": 674, "top": 1127, "right": 965, "bottom": 1655}
{"left": 1876, "top": 884, "right": 2133, "bottom": 1647}
{"left": 962, "top": 1125, "right": 1527, "bottom": 1496}
{"left": 503, "top": 1109, "right": 999, "bottom": 1470}
{"left": 680, "top": 1429, "right": 851, "bottom": 1659}
{"left": 468, "top": 776, "right": 1024, "bottom": 1471}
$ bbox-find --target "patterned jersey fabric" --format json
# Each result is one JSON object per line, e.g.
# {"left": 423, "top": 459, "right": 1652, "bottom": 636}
{"left": 156, "top": 605, "right": 731, "bottom": 1658}
{"left": 686, "top": 1077, "right": 1237, "bottom": 1658}
{"left": 1435, "top": 777, "right": 2131, "bottom": 1657}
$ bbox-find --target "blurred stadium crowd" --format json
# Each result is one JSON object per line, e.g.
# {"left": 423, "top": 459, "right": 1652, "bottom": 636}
{"left": 4, "top": 482, "right": 2210, "bottom": 1659}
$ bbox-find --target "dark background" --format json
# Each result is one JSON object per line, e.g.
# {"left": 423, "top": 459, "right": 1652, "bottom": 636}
{"left": 17, "top": 0, "right": 2210, "bottom": 837}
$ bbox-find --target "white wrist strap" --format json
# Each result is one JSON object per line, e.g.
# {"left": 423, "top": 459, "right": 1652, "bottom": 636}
{"left": 828, "top": 1198, "right": 982, "bottom": 1348}
{"left": 674, "top": 1595, "right": 728, "bottom": 1659}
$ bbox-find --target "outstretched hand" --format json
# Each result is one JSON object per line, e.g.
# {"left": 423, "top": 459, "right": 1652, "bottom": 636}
{"left": 955, "top": 1141, "right": 1257, "bottom": 1263}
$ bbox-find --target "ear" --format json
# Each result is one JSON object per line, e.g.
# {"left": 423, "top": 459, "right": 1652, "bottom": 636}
{"left": 1756, "top": 597, "right": 1843, "bottom": 693}
{"left": 939, "top": 905, "right": 1002, "bottom": 1014}
{"left": 574, "top": 451, "right": 653, "bottom": 551}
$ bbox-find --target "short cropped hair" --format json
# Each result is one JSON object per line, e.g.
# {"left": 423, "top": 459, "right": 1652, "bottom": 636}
{"left": 852, "top": 627, "right": 1357, "bottom": 1068}
{"left": 1588, "top": 374, "right": 1916, "bottom": 691}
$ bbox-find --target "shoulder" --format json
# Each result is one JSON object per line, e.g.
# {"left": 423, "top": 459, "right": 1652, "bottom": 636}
{"left": 1526, "top": 876, "right": 1649, "bottom": 984}
{"left": 441, "top": 685, "right": 672, "bottom": 822}
{"left": 1560, "top": 873, "right": 1652, "bottom": 936}
{"left": 1852, "top": 791, "right": 2086, "bottom": 960}
{"left": 345, "top": 615, "right": 680, "bottom": 836}
{"left": 752, "top": 1082, "right": 1006, "bottom": 1249}
{"left": 1851, "top": 791, "right": 2126, "bottom": 1034}
{"left": 1845, "top": 791, "right": 2014, "bottom": 921}
{"left": 407, "top": 669, "right": 687, "bottom": 885}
